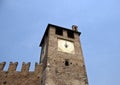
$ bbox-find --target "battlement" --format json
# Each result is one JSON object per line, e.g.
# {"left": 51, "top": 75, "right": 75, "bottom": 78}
{"left": 0, "top": 62, "right": 43, "bottom": 73}
{"left": 0, "top": 62, "right": 43, "bottom": 85}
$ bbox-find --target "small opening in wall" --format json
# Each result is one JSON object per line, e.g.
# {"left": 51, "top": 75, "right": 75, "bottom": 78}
{"left": 42, "top": 50, "right": 44, "bottom": 54}
{"left": 55, "top": 27, "right": 63, "bottom": 36}
{"left": 67, "top": 30, "right": 74, "bottom": 38}
{"left": 3, "top": 81, "right": 7, "bottom": 84}
{"left": 65, "top": 60, "right": 69, "bottom": 66}
{"left": 41, "top": 80, "right": 43, "bottom": 84}
{"left": 5, "top": 72, "right": 7, "bottom": 74}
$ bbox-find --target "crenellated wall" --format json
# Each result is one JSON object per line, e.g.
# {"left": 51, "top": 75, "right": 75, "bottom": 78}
{"left": 0, "top": 24, "right": 89, "bottom": 85}
{"left": 0, "top": 62, "right": 43, "bottom": 85}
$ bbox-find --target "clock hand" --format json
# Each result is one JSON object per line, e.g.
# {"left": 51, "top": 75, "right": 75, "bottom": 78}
{"left": 65, "top": 41, "right": 68, "bottom": 48}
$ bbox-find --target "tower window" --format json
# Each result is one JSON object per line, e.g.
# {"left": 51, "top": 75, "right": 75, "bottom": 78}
{"left": 65, "top": 60, "right": 69, "bottom": 66}
{"left": 55, "top": 27, "right": 63, "bottom": 36}
{"left": 3, "top": 81, "right": 7, "bottom": 85}
{"left": 67, "top": 31, "right": 74, "bottom": 38}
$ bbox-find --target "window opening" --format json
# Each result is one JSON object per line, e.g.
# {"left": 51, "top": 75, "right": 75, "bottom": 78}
{"left": 55, "top": 27, "right": 63, "bottom": 36}
{"left": 65, "top": 60, "right": 69, "bottom": 66}
{"left": 3, "top": 81, "right": 7, "bottom": 85}
{"left": 67, "top": 31, "right": 74, "bottom": 38}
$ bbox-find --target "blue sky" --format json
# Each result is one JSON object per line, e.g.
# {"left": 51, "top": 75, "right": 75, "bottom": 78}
{"left": 0, "top": 0, "right": 120, "bottom": 85}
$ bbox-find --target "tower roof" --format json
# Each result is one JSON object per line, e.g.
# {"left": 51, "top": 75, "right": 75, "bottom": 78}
{"left": 39, "top": 24, "right": 81, "bottom": 47}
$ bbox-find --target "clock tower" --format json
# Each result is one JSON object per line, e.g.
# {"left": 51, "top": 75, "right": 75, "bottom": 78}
{"left": 40, "top": 24, "right": 88, "bottom": 85}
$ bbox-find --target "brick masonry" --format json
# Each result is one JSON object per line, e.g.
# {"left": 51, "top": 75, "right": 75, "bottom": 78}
{"left": 0, "top": 62, "right": 43, "bottom": 85}
{"left": 0, "top": 24, "right": 88, "bottom": 85}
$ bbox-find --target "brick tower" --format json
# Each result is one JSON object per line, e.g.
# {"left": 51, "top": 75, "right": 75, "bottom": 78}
{"left": 40, "top": 24, "right": 88, "bottom": 85}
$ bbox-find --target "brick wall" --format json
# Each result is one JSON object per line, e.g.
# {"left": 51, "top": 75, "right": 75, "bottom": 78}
{"left": 0, "top": 62, "right": 43, "bottom": 85}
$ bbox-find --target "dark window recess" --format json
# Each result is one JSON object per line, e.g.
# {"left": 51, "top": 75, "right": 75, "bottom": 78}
{"left": 55, "top": 27, "right": 63, "bottom": 36}
{"left": 65, "top": 60, "right": 69, "bottom": 66}
{"left": 42, "top": 50, "right": 44, "bottom": 54}
{"left": 3, "top": 81, "right": 7, "bottom": 84}
{"left": 67, "top": 31, "right": 74, "bottom": 38}
{"left": 41, "top": 80, "right": 43, "bottom": 84}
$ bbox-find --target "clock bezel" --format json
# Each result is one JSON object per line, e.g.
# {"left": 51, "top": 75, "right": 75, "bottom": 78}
{"left": 57, "top": 38, "right": 75, "bottom": 54}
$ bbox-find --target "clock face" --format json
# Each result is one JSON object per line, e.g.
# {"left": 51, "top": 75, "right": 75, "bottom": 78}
{"left": 58, "top": 39, "right": 75, "bottom": 54}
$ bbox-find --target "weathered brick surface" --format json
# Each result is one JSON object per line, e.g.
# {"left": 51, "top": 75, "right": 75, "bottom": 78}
{"left": 40, "top": 24, "right": 89, "bottom": 85}
{"left": 0, "top": 62, "right": 43, "bottom": 85}
{"left": 0, "top": 24, "right": 89, "bottom": 85}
